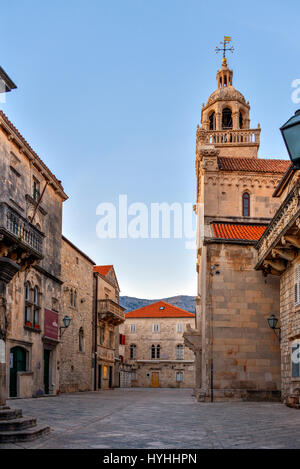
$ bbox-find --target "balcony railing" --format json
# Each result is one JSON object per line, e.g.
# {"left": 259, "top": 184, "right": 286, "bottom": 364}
{"left": 0, "top": 202, "right": 44, "bottom": 257}
{"left": 98, "top": 299, "right": 125, "bottom": 325}
{"left": 205, "top": 128, "right": 260, "bottom": 146}
{"left": 256, "top": 183, "right": 300, "bottom": 267}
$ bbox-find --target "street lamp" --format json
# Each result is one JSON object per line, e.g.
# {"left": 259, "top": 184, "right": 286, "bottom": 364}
{"left": 280, "top": 109, "right": 300, "bottom": 169}
{"left": 267, "top": 314, "right": 281, "bottom": 342}
{"left": 59, "top": 315, "right": 71, "bottom": 338}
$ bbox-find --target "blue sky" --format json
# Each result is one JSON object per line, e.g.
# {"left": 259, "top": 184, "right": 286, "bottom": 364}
{"left": 1, "top": 0, "right": 299, "bottom": 298}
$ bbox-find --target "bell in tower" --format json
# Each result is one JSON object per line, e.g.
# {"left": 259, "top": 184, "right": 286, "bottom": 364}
{"left": 199, "top": 38, "right": 260, "bottom": 159}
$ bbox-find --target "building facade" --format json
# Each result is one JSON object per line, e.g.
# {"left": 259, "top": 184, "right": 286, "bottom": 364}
{"left": 256, "top": 167, "right": 300, "bottom": 408}
{"left": 59, "top": 236, "right": 95, "bottom": 393}
{"left": 0, "top": 109, "right": 68, "bottom": 399}
{"left": 125, "top": 301, "right": 195, "bottom": 388}
{"left": 93, "top": 265, "right": 125, "bottom": 390}
{"left": 184, "top": 57, "right": 290, "bottom": 401}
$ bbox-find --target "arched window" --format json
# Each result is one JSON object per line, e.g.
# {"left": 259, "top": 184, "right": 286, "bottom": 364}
{"left": 209, "top": 112, "right": 216, "bottom": 130}
{"left": 243, "top": 192, "right": 250, "bottom": 217}
{"left": 24, "top": 282, "right": 32, "bottom": 325}
{"left": 70, "top": 289, "right": 73, "bottom": 306}
{"left": 222, "top": 107, "right": 232, "bottom": 129}
{"left": 239, "top": 111, "right": 243, "bottom": 129}
{"left": 176, "top": 344, "right": 184, "bottom": 360}
{"left": 156, "top": 344, "right": 160, "bottom": 359}
{"left": 151, "top": 344, "right": 156, "bottom": 359}
{"left": 74, "top": 291, "right": 77, "bottom": 308}
{"left": 130, "top": 344, "right": 136, "bottom": 360}
{"left": 79, "top": 327, "right": 84, "bottom": 352}
{"left": 33, "top": 286, "right": 40, "bottom": 327}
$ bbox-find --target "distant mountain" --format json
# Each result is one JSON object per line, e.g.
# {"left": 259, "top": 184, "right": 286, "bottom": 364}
{"left": 119, "top": 295, "right": 195, "bottom": 314}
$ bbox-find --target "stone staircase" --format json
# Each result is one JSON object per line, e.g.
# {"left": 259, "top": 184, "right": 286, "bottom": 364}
{"left": 0, "top": 405, "right": 50, "bottom": 443}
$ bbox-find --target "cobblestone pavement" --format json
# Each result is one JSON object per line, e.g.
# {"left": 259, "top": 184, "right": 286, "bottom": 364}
{"left": 1, "top": 388, "right": 300, "bottom": 449}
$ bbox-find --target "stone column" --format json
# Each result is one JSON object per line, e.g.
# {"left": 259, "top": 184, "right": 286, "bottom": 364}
{"left": 0, "top": 257, "right": 20, "bottom": 406}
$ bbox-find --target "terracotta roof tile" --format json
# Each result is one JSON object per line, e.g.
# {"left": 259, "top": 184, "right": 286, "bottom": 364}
{"left": 212, "top": 223, "right": 267, "bottom": 241}
{"left": 218, "top": 157, "right": 290, "bottom": 173}
{"left": 125, "top": 301, "right": 195, "bottom": 318}
{"left": 93, "top": 265, "right": 113, "bottom": 276}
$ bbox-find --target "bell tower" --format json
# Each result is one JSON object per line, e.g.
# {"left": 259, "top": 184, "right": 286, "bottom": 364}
{"left": 198, "top": 39, "right": 260, "bottom": 158}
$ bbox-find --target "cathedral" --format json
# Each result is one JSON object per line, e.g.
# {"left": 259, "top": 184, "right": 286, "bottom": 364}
{"left": 184, "top": 50, "right": 291, "bottom": 401}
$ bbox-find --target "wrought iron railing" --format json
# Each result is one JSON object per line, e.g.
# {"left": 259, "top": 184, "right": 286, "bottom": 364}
{"left": 0, "top": 202, "right": 43, "bottom": 256}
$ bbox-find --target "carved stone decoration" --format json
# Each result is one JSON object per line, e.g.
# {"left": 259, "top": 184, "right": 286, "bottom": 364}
{"left": 183, "top": 324, "right": 202, "bottom": 391}
{"left": 0, "top": 257, "right": 20, "bottom": 340}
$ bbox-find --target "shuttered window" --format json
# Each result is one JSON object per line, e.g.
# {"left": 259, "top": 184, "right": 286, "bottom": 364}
{"left": 295, "top": 266, "right": 300, "bottom": 307}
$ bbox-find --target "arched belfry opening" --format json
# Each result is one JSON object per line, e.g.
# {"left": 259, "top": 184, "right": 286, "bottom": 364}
{"left": 209, "top": 112, "right": 216, "bottom": 130}
{"left": 222, "top": 108, "right": 232, "bottom": 129}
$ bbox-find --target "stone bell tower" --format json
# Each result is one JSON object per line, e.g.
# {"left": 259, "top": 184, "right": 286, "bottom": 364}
{"left": 199, "top": 56, "right": 261, "bottom": 158}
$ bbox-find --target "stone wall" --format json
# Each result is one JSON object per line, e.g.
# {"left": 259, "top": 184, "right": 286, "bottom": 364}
{"left": 203, "top": 243, "right": 281, "bottom": 400}
{"left": 280, "top": 258, "right": 300, "bottom": 403}
{"left": 59, "top": 238, "right": 94, "bottom": 393}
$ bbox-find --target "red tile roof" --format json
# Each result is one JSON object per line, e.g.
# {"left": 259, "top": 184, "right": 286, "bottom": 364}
{"left": 212, "top": 223, "right": 267, "bottom": 241}
{"left": 93, "top": 265, "right": 113, "bottom": 276}
{"left": 218, "top": 157, "right": 290, "bottom": 173}
{"left": 125, "top": 301, "right": 195, "bottom": 318}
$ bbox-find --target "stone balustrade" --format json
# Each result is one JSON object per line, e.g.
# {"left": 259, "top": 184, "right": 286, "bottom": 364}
{"left": 0, "top": 202, "right": 43, "bottom": 257}
{"left": 205, "top": 128, "right": 260, "bottom": 146}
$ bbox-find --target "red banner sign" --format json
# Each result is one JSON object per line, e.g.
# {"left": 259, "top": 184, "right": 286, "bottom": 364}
{"left": 44, "top": 309, "right": 59, "bottom": 341}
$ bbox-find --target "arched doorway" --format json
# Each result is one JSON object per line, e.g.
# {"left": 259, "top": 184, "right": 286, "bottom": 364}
{"left": 9, "top": 347, "right": 27, "bottom": 397}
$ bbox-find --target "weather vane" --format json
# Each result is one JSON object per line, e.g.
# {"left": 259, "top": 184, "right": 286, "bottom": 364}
{"left": 215, "top": 36, "right": 234, "bottom": 64}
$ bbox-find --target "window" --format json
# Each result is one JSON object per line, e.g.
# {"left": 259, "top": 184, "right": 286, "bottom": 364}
{"left": 79, "top": 328, "right": 84, "bottom": 352}
{"left": 177, "top": 323, "right": 183, "bottom": 333}
{"left": 176, "top": 344, "right": 184, "bottom": 360}
{"left": 209, "top": 112, "right": 216, "bottom": 130}
{"left": 70, "top": 289, "right": 77, "bottom": 307}
{"left": 24, "top": 282, "right": 32, "bottom": 325}
{"left": 151, "top": 344, "right": 160, "bottom": 359}
{"left": 130, "top": 324, "right": 136, "bottom": 333}
{"left": 222, "top": 107, "right": 232, "bottom": 129}
{"left": 130, "top": 344, "right": 136, "bottom": 360}
{"left": 292, "top": 342, "right": 300, "bottom": 378}
{"left": 99, "top": 327, "right": 104, "bottom": 345}
{"left": 242, "top": 192, "right": 250, "bottom": 217}
{"left": 176, "top": 372, "right": 183, "bottom": 382}
{"left": 153, "top": 324, "right": 160, "bottom": 333}
{"left": 295, "top": 266, "right": 300, "bottom": 307}
{"left": 33, "top": 286, "right": 40, "bottom": 327}
{"left": 109, "top": 331, "right": 114, "bottom": 348}
{"left": 32, "top": 177, "right": 41, "bottom": 201}
{"left": 131, "top": 371, "right": 137, "bottom": 381}
{"left": 239, "top": 111, "right": 243, "bottom": 129}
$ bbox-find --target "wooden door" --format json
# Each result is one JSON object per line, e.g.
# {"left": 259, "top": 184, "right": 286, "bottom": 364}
{"left": 9, "top": 347, "right": 26, "bottom": 397}
{"left": 151, "top": 372, "right": 159, "bottom": 388}
{"left": 44, "top": 349, "right": 50, "bottom": 394}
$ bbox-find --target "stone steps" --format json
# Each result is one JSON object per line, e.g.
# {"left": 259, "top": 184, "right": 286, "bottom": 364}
{"left": 0, "top": 406, "right": 50, "bottom": 443}
{"left": 0, "top": 408, "right": 22, "bottom": 420}
{"left": 0, "top": 416, "right": 37, "bottom": 432}
{"left": 0, "top": 423, "right": 50, "bottom": 443}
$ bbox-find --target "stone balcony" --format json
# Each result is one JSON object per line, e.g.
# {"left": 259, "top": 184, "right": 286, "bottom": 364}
{"left": 205, "top": 128, "right": 260, "bottom": 147}
{"left": 0, "top": 202, "right": 44, "bottom": 263}
{"left": 255, "top": 183, "right": 300, "bottom": 275}
{"left": 97, "top": 299, "right": 125, "bottom": 325}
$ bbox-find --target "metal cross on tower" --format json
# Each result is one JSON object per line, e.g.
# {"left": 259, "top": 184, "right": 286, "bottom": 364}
{"left": 215, "top": 36, "right": 234, "bottom": 63}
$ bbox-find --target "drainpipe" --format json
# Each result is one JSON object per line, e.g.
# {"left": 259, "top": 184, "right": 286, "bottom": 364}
{"left": 93, "top": 273, "right": 98, "bottom": 391}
